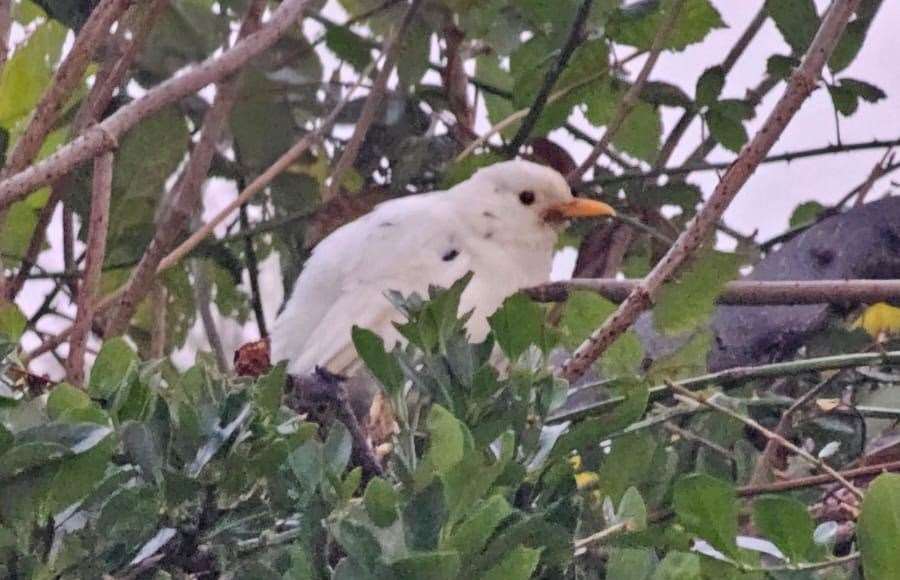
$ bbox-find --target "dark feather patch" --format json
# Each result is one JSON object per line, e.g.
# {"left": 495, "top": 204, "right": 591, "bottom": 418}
{"left": 442, "top": 249, "right": 460, "bottom": 261}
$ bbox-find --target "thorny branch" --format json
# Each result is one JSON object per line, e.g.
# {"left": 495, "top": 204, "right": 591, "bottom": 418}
{"left": 561, "top": 0, "right": 863, "bottom": 382}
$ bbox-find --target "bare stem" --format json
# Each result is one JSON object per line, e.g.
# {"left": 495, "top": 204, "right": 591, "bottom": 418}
{"left": 66, "top": 152, "right": 114, "bottom": 387}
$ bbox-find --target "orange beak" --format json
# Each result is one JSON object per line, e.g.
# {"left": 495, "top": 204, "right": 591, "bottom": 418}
{"left": 552, "top": 198, "right": 616, "bottom": 218}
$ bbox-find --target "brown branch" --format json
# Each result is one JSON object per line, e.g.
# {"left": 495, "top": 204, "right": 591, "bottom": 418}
{"left": 504, "top": 0, "right": 595, "bottom": 156}
{"left": 149, "top": 282, "right": 167, "bottom": 359}
{"left": 1, "top": 0, "right": 132, "bottom": 178}
{"left": 324, "top": 0, "right": 424, "bottom": 199}
{"left": 5, "top": 0, "right": 169, "bottom": 300}
{"left": 528, "top": 278, "right": 900, "bottom": 306}
{"left": 560, "top": 0, "right": 862, "bottom": 382}
{"left": 737, "top": 459, "right": 900, "bottom": 497}
{"left": 103, "top": 0, "right": 268, "bottom": 337}
{"left": 667, "top": 380, "right": 864, "bottom": 500}
{"left": 567, "top": 0, "right": 685, "bottom": 183}
{"left": 66, "top": 152, "right": 114, "bottom": 387}
{"left": 0, "top": 0, "right": 314, "bottom": 213}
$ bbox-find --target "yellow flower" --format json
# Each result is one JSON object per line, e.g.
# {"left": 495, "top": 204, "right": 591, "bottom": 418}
{"left": 575, "top": 471, "right": 599, "bottom": 491}
{"left": 853, "top": 302, "right": 900, "bottom": 338}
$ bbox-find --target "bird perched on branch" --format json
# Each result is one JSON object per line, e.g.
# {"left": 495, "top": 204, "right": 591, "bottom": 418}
{"left": 270, "top": 159, "right": 614, "bottom": 376}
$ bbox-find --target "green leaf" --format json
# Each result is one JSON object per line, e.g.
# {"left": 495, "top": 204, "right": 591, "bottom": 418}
{"left": 695, "top": 65, "right": 724, "bottom": 107}
{"left": 422, "top": 404, "right": 469, "bottom": 476}
{"left": 0, "top": 300, "right": 26, "bottom": 341}
{"left": 478, "top": 545, "right": 541, "bottom": 580}
{"left": 788, "top": 200, "right": 825, "bottom": 227}
{"left": 673, "top": 473, "right": 739, "bottom": 559}
{"left": 325, "top": 24, "right": 372, "bottom": 71}
{"left": 253, "top": 362, "right": 285, "bottom": 417}
{"left": 1, "top": 188, "right": 49, "bottom": 259}
{"left": 391, "top": 551, "right": 461, "bottom": 580}
{"left": 488, "top": 293, "right": 554, "bottom": 360}
{"left": 766, "top": 54, "right": 799, "bottom": 80}
{"left": 0, "top": 20, "right": 66, "bottom": 127}
{"left": 445, "top": 495, "right": 513, "bottom": 559}
{"left": 404, "top": 480, "right": 448, "bottom": 551}
{"left": 89, "top": 337, "right": 138, "bottom": 399}
{"left": 397, "top": 19, "right": 431, "bottom": 88}
{"left": 828, "top": 84, "right": 858, "bottom": 116}
{"left": 121, "top": 421, "right": 164, "bottom": 485}
{"left": 324, "top": 422, "right": 353, "bottom": 477}
{"left": 654, "top": 251, "right": 739, "bottom": 334}
{"left": 618, "top": 486, "right": 648, "bottom": 531}
{"left": 612, "top": 100, "right": 661, "bottom": 163}
{"left": 839, "top": 78, "right": 886, "bottom": 103}
{"left": 652, "top": 552, "right": 701, "bottom": 579}
{"left": 288, "top": 439, "right": 324, "bottom": 492}
{"left": 705, "top": 106, "right": 748, "bottom": 153}
{"left": 858, "top": 473, "right": 900, "bottom": 580}
{"left": 606, "top": 548, "right": 655, "bottom": 580}
{"left": 766, "top": 0, "right": 819, "bottom": 54}
{"left": 0, "top": 422, "right": 114, "bottom": 480}
{"left": 364, "top": 477, "right": 398, "bottom": 527}
{"left": 609, "top": 0, "right": 725, "bottom": 52}
{"left": 752, "top": 495, "right": 815, "bottom": 562}
{"left": 46, "top": 383, "right": 92, "bottom": 421}
{"left": 595, "top": 432, "right": 657, "bottom": 504}
{"left": 352, "top": 326, "right": 404, "bottom": 396}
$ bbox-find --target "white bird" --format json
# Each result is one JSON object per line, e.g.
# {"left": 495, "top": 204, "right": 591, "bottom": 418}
{"left": 270, "top": 159, "right": 614, "bottom": 377}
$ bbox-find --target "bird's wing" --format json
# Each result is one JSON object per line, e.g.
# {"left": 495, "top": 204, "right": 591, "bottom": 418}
{"left": 270, "top": 192, "right": 473, "bottom": 374}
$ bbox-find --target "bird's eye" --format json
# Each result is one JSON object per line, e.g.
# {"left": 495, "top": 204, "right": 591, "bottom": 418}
{"left": 519, "top": 190, "right": 536, "bottom": 205}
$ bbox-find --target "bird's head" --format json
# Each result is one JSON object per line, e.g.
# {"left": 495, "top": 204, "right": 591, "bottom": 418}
{"left": 460, "top": 159, "right": 615, "bottom": 236}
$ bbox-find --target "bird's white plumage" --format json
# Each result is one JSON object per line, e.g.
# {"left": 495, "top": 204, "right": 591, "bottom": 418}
{"left": 270, "top": 160, "right": 581, "bottom": 376}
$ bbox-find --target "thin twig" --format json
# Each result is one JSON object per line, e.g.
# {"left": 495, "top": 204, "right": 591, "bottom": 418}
{"left": 66, "top": 152, "right": 114, "bottom": 387}
{"left": 240, "top": 203, "right": 268, "bottom": 338}
{"left": 738, "top": 459, "right": 900, "bottom": 496}
{"left": 0, "top": 0, "right": 314, "bottom": 213}
{"left": 0, "top": 0, "right": 11, "bottom": 74}
{"left": 504, "top": 0, "right": 595, "bottom": 156}
{"left": 527, "top": 278, "right": 900, "bottom": 306}
{"left": 149, "top": 282, "right": 167, "bottom": 359}
{"left": 573, "top": 521, "right": 631, "bottom": 556}
{"left": 667, "top": 380, "right": 864, "bottom": 499}
{"left": 592, "top": 137, "right": 900, "bottom": 187}
{"left": 560, "top": 0, "right": 862, "bottom": 382}
{"left": 191, "top": 261, "right": 229, "bottom": 373}
{"left": 568, "top": 0, "right": 685, "bottom": 182}
{"left": 324, "top": 0, "right": 424, "bottom": 199}
{"left": 104, "top": 0, "right": 268, "bottom": 337}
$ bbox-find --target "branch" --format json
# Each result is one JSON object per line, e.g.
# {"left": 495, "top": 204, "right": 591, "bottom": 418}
{"left": 191, "top": 261, "right": 229, "bottom": 373}
{"left": 592, "top": 137, "right": 900, "bottom": 186}
{"left": 504, "top": 0, "right": 595, "bottom": 156}
{"left": 240, "top": 203, "right": 268, "bottom": 338}
{"left": 738, "top": 459, "right": 900, "bottom": 497}
{"left": 549, "top": 349, "right": 900, "bottom": 424}
{"left": 0, "top": 0, "right": 314, "bottom": 213}
{"left": 0, "top": 0, "right": 132, "bottom": 178}
{"left": 560, "top": 0, "right": 862, "bottom": 382}
{"left": 66, "top": 152, "right": 113, "bottom": 387}
{"left": 527, "top": 278, "right": 900, "bottom": 306}
{"left": 324, "top": 0, "right": 424, "bottom": 199}
{"left": 0, "top": 0, "right": 11, "bottom": 74}
{"left": 567, "top": 0, "right": 685, "bottom": 183}
{"left": 103, "top": 0, "right": 268, "bottom": 337}
{"left": 667, "top": 380, "right": 864, "bottom": 499}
